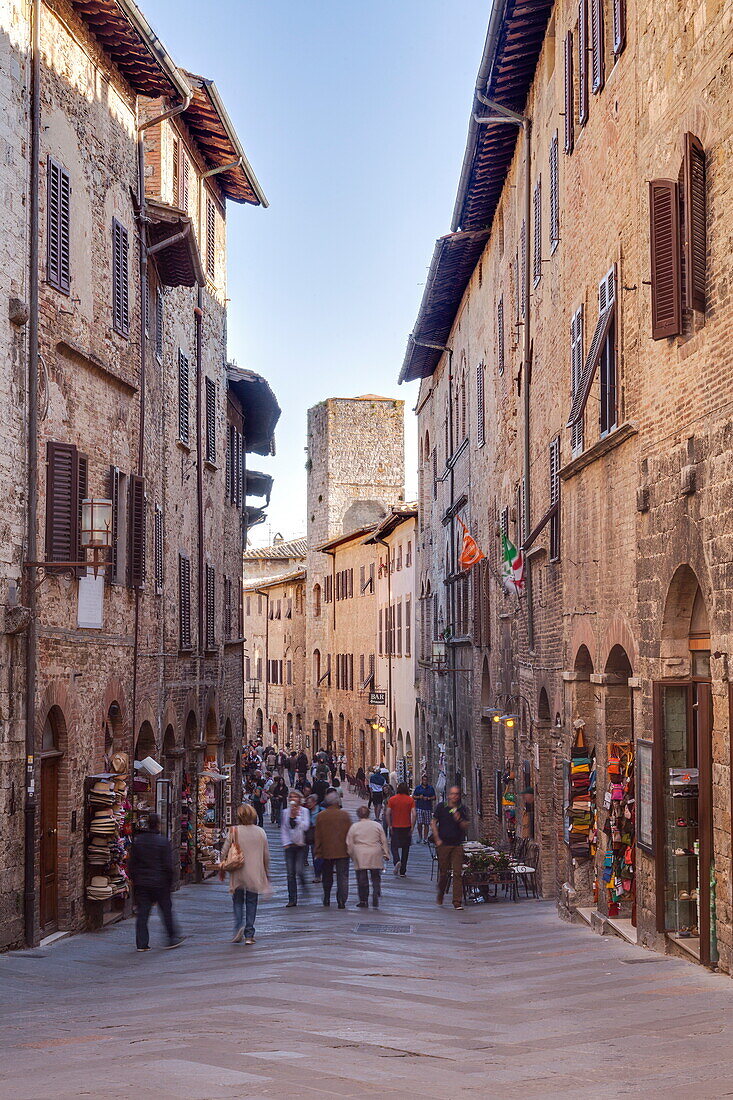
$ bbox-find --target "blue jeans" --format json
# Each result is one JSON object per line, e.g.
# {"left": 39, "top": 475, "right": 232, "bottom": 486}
{"left": 232, "top": 888, "right": 258, "bottom": 938}
{"left": 284, "top": 845, "right": 307, "bottom": 904}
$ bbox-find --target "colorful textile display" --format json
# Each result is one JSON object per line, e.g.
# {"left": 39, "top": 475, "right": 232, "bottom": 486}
{"left": 568, "top": 727, "right": 595, "bottom": 859}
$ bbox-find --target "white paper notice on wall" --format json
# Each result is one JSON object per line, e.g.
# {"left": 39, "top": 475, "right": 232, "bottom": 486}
{"left": 78, "top": 571, "right": 104, "bottom": 629}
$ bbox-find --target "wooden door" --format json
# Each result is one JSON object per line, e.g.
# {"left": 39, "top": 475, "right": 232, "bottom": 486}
{"left": 697, "top": 682, "right": 713, "bottom": 967}
{"left": 39, "top": 758, "right": 59, "bottom": 931}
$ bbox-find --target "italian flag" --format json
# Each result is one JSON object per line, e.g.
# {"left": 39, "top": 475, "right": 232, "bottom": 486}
{"left": 501, "top": 533, "right": 525, "bottom": 595}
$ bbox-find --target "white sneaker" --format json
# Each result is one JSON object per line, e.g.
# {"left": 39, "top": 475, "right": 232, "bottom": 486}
{"left": 393, "top": 864, "right": 400, "bottom": 876}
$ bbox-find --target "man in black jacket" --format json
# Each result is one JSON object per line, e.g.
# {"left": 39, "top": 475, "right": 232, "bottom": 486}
{"left": 129, "top": 813, "right": 184, "bottom": 952}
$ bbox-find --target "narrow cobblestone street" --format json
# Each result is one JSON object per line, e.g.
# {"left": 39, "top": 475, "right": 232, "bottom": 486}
{"left": 2, "top": 794, "right": 733, "bottom": 1098}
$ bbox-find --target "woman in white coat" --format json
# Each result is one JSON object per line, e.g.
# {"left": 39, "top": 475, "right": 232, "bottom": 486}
{"left": 220, "top": 803, "right": 271, "bottom": 944}
{"left": 346, "top": 804, "right": 390, "bottom": 909}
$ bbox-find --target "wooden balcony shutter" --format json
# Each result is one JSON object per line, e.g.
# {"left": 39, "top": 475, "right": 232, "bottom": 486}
{"left": 128, "top": 475, "right": 146, "bottom": 587}
{"left": 178, "top": 351, "right": 190, "bottom": 443}
{"left": 45, "top": 441, "right": 78, "bottom": 567}
{"left": 590, "top": 0, "right": 605, "bottom": 94}
{"left": 564, "top": 32, "right": 574, "bottom": 154}
{"left": 112, "top": 219, "right": 130, "bottom": 336}
{"left": 181, "top": 154, "right": 190, "bottom": 212}
{"left": 649, "top": 179, "right": 682, "bottom": 339}
{"left": 76, "top": 453, "right": 88, "bottom": 576}
{"left": 47, "top": 157, "right": 70, "bottom": 293}
{"left": 236, "top": 429, "right": 243, "bottom": 507}
{"left": 612, "top": 0, "right": 626, "bottom": 56}
{"left": 225, "top": 424, "right": 232, "bottom": 500}
{"left": 578, "top": 0, "right": 589, "bottom": 124}
{"left": 109, "top": 465, "right": 120, "bottom": 581}
{"left": 179, "top": 554, "right": 191, "bottom": 650}
{"left": 172, "top": 138, "right": 179, "bottom": 205}
{"left": 205, "top": 563, "right": 215, "bottom": 649}
{"left": 154, "top": 505, "right": 163, "bottom": 594}
{"left": 682, "top": 133, "right": 706, "bottom": 312}
{"left": 476, "top": 362, "right": 485, "bottom": 446}
{"left": 205, "top": 377, "right": 216, "bottom": 464}
{"left": 206, "top": 196, "right": 216, "bottom": 279}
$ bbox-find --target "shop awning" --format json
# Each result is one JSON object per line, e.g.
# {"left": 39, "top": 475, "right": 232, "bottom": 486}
{"left": 227, "top": 365, "right": 280, "bottom": 456}
{"left": 146, "top": 200, "right": 205, "bottom": 288}
{"left": 245, "top": 469, "right": 273, "bottom": 502}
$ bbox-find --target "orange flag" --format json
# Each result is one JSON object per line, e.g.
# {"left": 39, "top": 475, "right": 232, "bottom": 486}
{"left": 456, "top": 516, "right": 485, "bottom": 571}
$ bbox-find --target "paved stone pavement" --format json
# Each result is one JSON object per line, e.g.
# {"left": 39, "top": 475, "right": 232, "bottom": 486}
{"left": 4, "top": 793, "right": 733, "bottom": 1099}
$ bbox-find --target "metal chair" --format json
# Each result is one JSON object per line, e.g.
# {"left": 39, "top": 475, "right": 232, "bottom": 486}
{"left": 513, "top": 841, "right": 539, "bottom": 898}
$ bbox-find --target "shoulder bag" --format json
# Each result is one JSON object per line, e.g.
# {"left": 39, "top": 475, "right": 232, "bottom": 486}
{"left": 220, "top": 826, "right": 245, "bottom": 873}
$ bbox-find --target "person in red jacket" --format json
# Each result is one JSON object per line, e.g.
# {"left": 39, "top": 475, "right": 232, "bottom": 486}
{"left": 386, "top": 783, "right": 416, "bottom": 876}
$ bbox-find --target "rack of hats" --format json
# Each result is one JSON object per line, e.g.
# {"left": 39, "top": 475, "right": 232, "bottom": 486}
{"left": 85, "top": 773, "right": 131, "bottom": 922}
{"left": 668, "top": 766, "right": 700, "bottom": 942}
{"left": 196, "top": 767, "right": 227, "bottom": 877}
{"left": 568, "top": 728, "right": 596, "bottom": 859}
{"left": 600, "top": 743, "right": 635, "bottom": 918}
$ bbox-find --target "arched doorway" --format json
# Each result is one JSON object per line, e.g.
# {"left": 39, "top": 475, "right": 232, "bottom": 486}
{"left": 135, "top": 720, "right": 156, "bottom": 761}
{"left": 204, "top": 708, "right": 218, "bottom": 767}
{"left": 104, "top": 702, "right": 123, "bottom": 768}
{"left": 338, "top": 713, "right": 345, "bottom": 754}
{"left": 255, "top": 708, "right": 263, "bottom": 738}
{"left": 39, "top": 706, "right": 66, "bottom": 933}
{"left": 326, "top": 712, "right": 334, "bottom": 753}
{"left": 656, "top": 566, "right": 713, "bottom": 964}
{"left": 312, "top": 719, "right": 320, "bottom": 753}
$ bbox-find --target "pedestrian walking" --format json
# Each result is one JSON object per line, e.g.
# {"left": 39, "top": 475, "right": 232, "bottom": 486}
{"left": 287, "top": 750, "right": 298, "bottom": 786}
{"left": 432, "top": 786, "right": 470, "bottom": 910}
{"left": 346, "top": 805, "right": 390, "bottom": 908}
{"left": 304, "top": 794, "right": 323, "bottom": 881}
{"left": 386, "top": 783, "right": 416, "bottom": 876}
{"left": 314, "top": 792, "right": 352, "bottom": 908}
{"left": 368, "top": 764, "right": 387, "bottom": 821}
{"left": 220, "top": 803, "right": 271, "bottom": 943}
{"left": 269, "top": 774, "right": 288, "bottom": 825}
{"left": 339, "top": 753, "right": 347, "bottom": 782}
{"left": 281, "top": 790, "right": 310, "bottom": 907}
{"left": 296, "top": 748, "right": 309, "bottom": 783}
{"left": 129, "top": 813, "right": 184, "bottom": 951}
{"left": 412, "top": 773, "right": 437, "bottom": 842}
{"left": 312, "top": 768, "right": 330, "bottom": 804}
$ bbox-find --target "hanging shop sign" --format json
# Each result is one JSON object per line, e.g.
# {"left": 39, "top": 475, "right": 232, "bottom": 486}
{"left": 369, "top": 691, "right": 386, "bottom": 706}
{"left": 636, "top": 739, "right": 653, "bottom": 854}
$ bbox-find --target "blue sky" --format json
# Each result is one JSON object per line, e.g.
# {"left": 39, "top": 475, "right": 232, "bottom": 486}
{"left": 144, "top": 0, "right": 489, "bottom": 544}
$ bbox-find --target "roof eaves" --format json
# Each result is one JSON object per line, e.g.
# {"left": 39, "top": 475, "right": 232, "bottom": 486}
{"left": 317, "top": 524, "right": 379, "bottom": 554}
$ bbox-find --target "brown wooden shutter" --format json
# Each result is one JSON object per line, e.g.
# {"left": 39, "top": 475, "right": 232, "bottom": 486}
{"left": 179, "top": 554, "right": 191, "bottom": 650}
{"left": 112, "top": 219, "right": 130, "bottom": 336}
{"left": 549, "top": 439, "right": 561, "bottom": 560}
{"left": 108, "top": 465, "right": 120, "bottom": 581}
{"left": 223, "top": 575, "right": 232, "bottom": 639}
{"left": 520, "top": 223, "right": 526, "bottom": 315}
{"left": 236, "top": 429, "right": 243, "bottom": 507}
{"left": 47, "top": 157, "right": 70, "bottom": 293}
{"left": 205, "top": 563, "right": 215, "bottom": 649}
{"left": 182, "top": 155, "right": 190, "bottom": 212}
{"left": 497, "top": 296, "right": 505, "bottom": 375}
{"left": 612, "top": 0, "right": 626, "bottom": 56}
{"left": 206, "top": 196, "right": 216, "bottom": 279}
{"left": 178, "top": 351, "right": 190, "bottom": 443}
{"left": 76, "top": 453, "right": 88, "bottom": 575}
{"left": 128, "top": 475, "right": 146, "bottom": 587}
{"left": 682, "top": 133, "right": 706, "bottom": 312}
{"left": 549, "top": 135, "right": 559, "bottom": 249}
{"left": 172, "top": 138, "right": 180, "bottom": 205}
{"left": 155, "top": 289, "right": 164, "bottom": 359}
{"left": 225, "top": 423, "right": 232, "bottom": 500}
{"left": 205, "top": 377, "right": 216, "bottom": 464}
{"left": 154, "top": 504, "right": 163, "bottom": 594}
{"left": 590, "top": 0, "right": 605, "bottom": 93}
{"left": 578, "top": 0, "right": 589, "bottom": 124}
{"left": 533, "top": 179, "right": 542, "bottom": 284}
{"left": 45, "top": 441, "right": 78, "bottom": 567}
{"left": 476, "top": 361, "right": 485, "bottom": 446}
{"left": 564, "top": 32, "right": 575, "bottom": 154}
{"left": 649, "top": 179, "right": 682, "bottom": 339}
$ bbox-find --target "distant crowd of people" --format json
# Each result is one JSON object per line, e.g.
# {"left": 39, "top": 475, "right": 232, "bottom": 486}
{"left": 129, "top": 742, "right": 470, "bottom": 949}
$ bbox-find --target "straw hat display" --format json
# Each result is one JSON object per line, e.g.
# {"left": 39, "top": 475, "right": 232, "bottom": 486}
{"left": 111, "top": 751, "right": 129, "bottom": 775}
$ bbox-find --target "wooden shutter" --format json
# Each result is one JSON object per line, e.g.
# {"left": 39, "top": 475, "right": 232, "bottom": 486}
{"left": 236, "top": 429, "right": 243, "bottom": 507}
{"left": 570, "top": 306, "right": 584, "bottom": 453}
{"left": 564, "top": 32, "right": 575, "bottom": 154}
{"left": 533, "top": 179, "right": 542, "bottom": 284}
{"left": 549, "top": 439, "right": 561, "bottom": 560}
{"left": 128, "top": 475, "right": 146, "bottom": 587}
{"left": 378, "top": 608, "right": 383, "bottom": 655}
{"left": 225, "top": 424, "right": 232, "bottom": 500}
{"left": 45, "top": 442, "right": 78, "bottom": 566}
{"left": 406, "top": 597, "right": 411, "bottom": 655}
{"left": 549, "top": 135, "right": 559, "bottom": 249}
{"left": 76, "top": 453, "right": 88, "bottom": 575}
{"left": 172, "top": 138, "right": 179, "bottom": 205}
{"left": 590, "top": 0, "right": 605, "bottom": 94}
{"left": 497, "top": 297, "right": 505, "bottom": 375}
{"left": 112, "top": 219, "right": 130, "bottom": 336}
{"left": 520, "top": 223, "right": 526, "bottom": 315}
{"left": 612, "top": 0, "right": 626, "bottom": 56}
{"left": 649, "top": 179, "right": 682, "bottom": 339}
{"left": 178, "top": 351, "right": 190, "bottom": 443}
{"left": 154, "top": 505, "right": 163, "bottom": 594}
{"left": 578, "top": 0, "right": 589, "bottom": 124}
{"left": 682, "top": 133, "right": 706, "bottom": 312}
{"left": 238, "top": 578, "right": 243, "bottom": 637}
{"left": 109, "top": 465, "right": 120, "bottom": 581}
{"left": 179, "top": 554, "right": 191, "bottom": 650}
{"left": 155, "top": 289, "right": 164, "bottom": 359}
{"left": 223, "top": 576, "right": 232, "bottom": 639}
{"left": 181, "top": 154, "right": 190, "bottom": 212}
{"left": 476, "top": 362, "right": 485, "bottom": 446}
{"left": 47, "top": 157, "right": 70, "bottom": 293}
{"left": 205, "top": 377, "right": 216, "bottom": 464}
{"left": 206, "top": 196, "right": 216, "bottom": 278}
{"left": 205, "top": 563, "right": 215, "bottom": 648}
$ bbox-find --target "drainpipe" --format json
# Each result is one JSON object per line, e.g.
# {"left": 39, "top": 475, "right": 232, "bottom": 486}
{"left": 23, "top": 0, "right": 41, "bottom": 947}
{"left": 195, "top": 290, "right": 204, "bottom": 657}
{"left": 472, "top": 98, "right": 534, "bottom": 649}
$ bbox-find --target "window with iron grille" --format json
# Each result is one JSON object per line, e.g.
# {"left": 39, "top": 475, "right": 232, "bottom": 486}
{"left": 205, "top": 562, "right": 216, "bottom": 649}
{"left": 155, "top": 289, "right": 164, "bottom": 360}
{"left": 533, "top": 178, "right": 542, "bottom": 286}
{"left": 549, "top": 438, "right": 561, "bottom": 561}
{"left": 178, "top": 351, "right": 190, "bottom": 444}
{"left": 112, "top": 219, "right": 130, "bottom": 336}
{"left": 549, "top": 135, "right": 559, "bottom": 252}
{"left": 179, "top": 554, "right": 192, "bottom": 650}
{"left": 205, "top": 377, "right": 216, "bottom": 464}
{"left": 206, "top": 196, "right": 216, "bottom": 279}
{"left": 47, "top": 157, "right": 70, "bottom": 294}
{"left": 154, "top": 505, "right": 163, "bottom": 594}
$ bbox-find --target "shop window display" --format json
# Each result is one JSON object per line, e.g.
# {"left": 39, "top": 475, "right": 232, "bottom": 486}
{"left": 600, "top": 742, "right": 634, "bottom": 919}
{"left": 197, "top": 766, "right": 227, "bottom": 876}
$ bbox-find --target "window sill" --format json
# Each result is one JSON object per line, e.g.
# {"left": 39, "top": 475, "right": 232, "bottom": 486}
{"left": 224, "top": 637, "right": 244, "bottom": 647}
{"left": 177, "top": 439, "right": 191, "bottom": 454}
{"left": 204, "top": 460, "right": 217, "bottom": 472}
{"left": 559, "top": 421, "right": 638, "bottom": 481}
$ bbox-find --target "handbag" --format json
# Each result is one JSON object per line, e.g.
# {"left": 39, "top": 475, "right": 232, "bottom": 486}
{"left": 219, "top": 827, "right": 245, "bottom": 873}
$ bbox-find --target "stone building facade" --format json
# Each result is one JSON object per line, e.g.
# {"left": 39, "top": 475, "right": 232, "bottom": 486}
{"left": 400, "top": 0, "right": 733, "bottom": 968}
{"left": 0, "top": 0, "right": 276, "bottom": 949}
